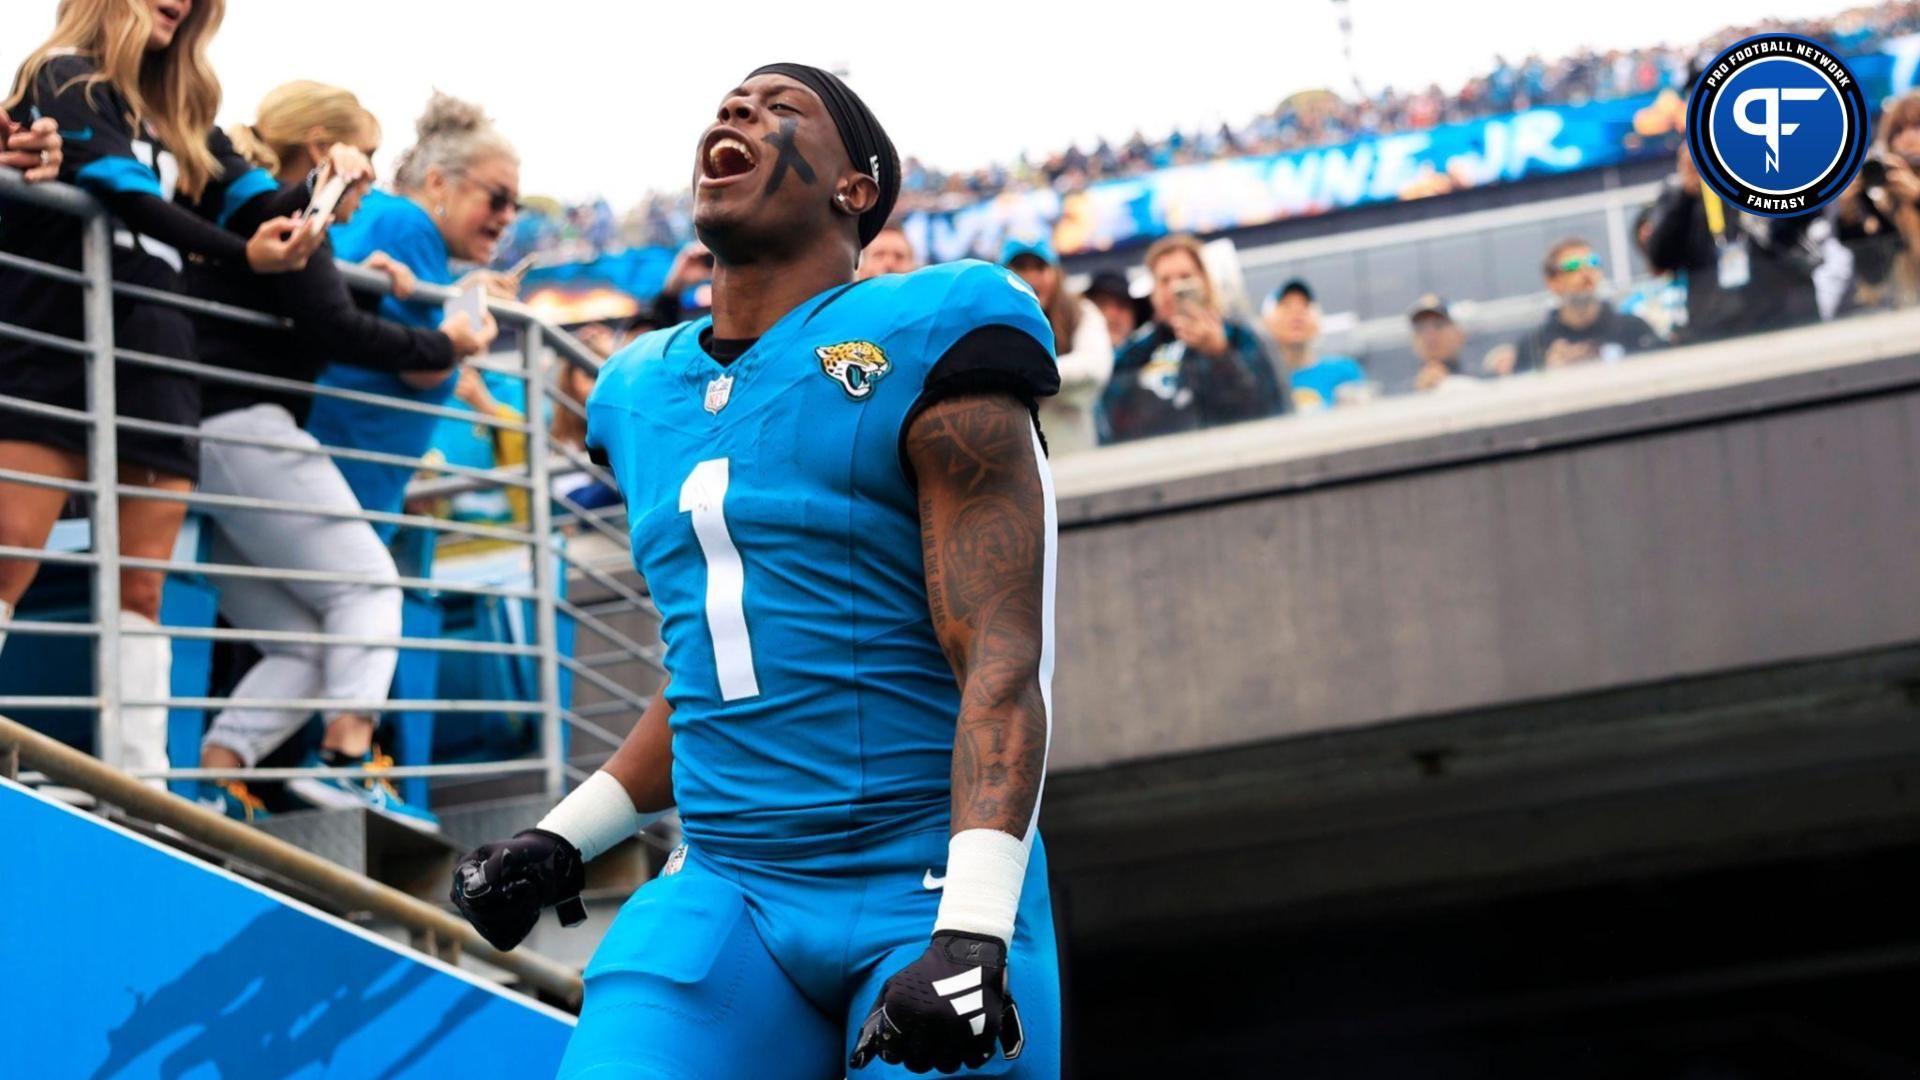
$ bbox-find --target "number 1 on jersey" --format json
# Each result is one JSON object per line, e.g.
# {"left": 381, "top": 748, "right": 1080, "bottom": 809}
{"left": 679, "top": 458, "right": 760, "bottom": 701}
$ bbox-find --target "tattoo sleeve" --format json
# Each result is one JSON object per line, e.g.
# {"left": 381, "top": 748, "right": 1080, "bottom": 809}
{"left": 906, "top": 392, "right": 1052, "bottom": 839}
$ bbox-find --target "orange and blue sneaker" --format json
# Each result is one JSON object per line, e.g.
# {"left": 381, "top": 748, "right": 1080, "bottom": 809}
{"left": 197, "top": 780, "right": 270, "bottom": 824}
{"left": 287, "top": 747, "right": 441, "bottom": 833}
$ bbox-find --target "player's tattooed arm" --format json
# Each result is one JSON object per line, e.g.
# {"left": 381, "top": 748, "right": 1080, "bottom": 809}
{"left": 909, "top": 393, "right": 1049, "bottom": 838}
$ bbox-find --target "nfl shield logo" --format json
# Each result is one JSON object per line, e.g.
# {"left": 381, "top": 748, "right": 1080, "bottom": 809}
{"left": 704, "top": 373, "right": 734, "bottom": 414}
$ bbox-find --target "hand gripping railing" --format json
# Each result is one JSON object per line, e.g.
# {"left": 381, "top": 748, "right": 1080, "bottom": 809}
{"left": 0, "top": 166, "right": 657, "bottom": 818}
{"left": 0, "top": 711, "right": 583, "bottom": 1008}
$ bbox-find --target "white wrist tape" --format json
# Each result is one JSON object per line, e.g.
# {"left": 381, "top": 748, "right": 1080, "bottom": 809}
{"left": 932, "top": 828, "right": 1030, "bottom": 944}
{"left": 536, "top": 771, "right": 663, "bottom": 862}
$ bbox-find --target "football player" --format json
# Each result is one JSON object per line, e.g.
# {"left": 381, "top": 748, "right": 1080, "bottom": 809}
{"left": 452, "top": 63, "right": 1061, "bottom": 1077}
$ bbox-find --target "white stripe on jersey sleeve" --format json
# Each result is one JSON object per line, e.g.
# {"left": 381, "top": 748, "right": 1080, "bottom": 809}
{"left": 1022, "top": 420, "right": 1056, "bottom": 847}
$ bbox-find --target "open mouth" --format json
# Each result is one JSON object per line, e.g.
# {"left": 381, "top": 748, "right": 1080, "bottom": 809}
{"left": 155, "top": 2, "right": 185, "bottom": 30}
{"left": 700, "top": 128, "right": 757, "bottom": 183}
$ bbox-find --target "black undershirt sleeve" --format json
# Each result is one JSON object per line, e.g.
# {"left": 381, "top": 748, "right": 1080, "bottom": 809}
{"left": 281, "top": 242, "right": 455, "bottom": 374}
{"left": 106, "top": 192, "right": 250, "bottom": 264}
{"left": 897, "top": 323, "right": 1059, "bottom": 480}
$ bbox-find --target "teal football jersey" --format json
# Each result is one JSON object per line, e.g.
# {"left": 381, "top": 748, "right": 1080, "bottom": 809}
{"left": 587, "top": 260, "right": 1057, "bottom": 858}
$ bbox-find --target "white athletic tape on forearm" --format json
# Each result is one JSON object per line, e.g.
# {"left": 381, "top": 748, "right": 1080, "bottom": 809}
{"left": 537, "top": 770, "right": 663, "bottom": 863}
{"left": 933, "top": 828, "right": 1029, "bottom": 944}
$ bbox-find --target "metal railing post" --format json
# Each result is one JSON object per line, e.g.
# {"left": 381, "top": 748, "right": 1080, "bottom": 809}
{"left": 521, "top": 325, "right": 566, "bottom": 802}
{"left": 82, "top": 212, "right": 122, "bottom": 769}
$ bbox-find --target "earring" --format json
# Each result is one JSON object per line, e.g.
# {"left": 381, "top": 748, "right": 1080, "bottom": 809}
{"left": 836, "top": 192, "right": 850, "bottom": 208}
{"left": 435, "top": 204, "right": 446, "bottom": 217}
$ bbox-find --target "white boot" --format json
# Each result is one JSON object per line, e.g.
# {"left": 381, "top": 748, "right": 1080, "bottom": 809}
{"left": 0, "top": 598, "right": 12, "bottom": 662}
{"left": 116, "top": 610, "right": 172, "bottom": 792}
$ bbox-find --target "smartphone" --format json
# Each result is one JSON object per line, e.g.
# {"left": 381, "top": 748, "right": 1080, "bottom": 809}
{"left": 1172, "top": 280, "right": 1205, "bottom": 313}
{"left": 506, "top": 252, "right": 540, "bottom": 279}
{"left": 304, "top": 169, "right": 351, "bottom": 234}
{"left": 446, "top": 283, "right": 486, "bottom": 327}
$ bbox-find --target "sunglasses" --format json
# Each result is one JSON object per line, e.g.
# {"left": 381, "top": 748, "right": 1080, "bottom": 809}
{"left": 455, "top": 171, "right": 523, "bottom": 216}
{"left": 1553, "top": 252, "right": 1602, "bottom": 274}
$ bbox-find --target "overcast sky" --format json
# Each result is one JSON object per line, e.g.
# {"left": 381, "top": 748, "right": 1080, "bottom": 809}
{"left": 5, "top": 0, "right": 1859, "bottom": 204}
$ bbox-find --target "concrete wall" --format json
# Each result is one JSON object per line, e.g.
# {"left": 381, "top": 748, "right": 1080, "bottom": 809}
{"left": 1046, "top": 310, "right": 1920, "bottom": 773}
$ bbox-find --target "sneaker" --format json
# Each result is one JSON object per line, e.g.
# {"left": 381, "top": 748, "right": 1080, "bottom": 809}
{"left": 197, "top": 780, "right": 270, "bottom": 823}
{"left": 287, "top": 748, "right": 441, "bottom": 833}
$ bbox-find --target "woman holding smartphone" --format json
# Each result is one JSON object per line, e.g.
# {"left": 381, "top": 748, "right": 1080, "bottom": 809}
{"left": 185, "top": 82, "right": 498, "bottom": 826}
{"left": 0, "top": 0, "right": 322, "bottom": 782}
{"left": 1098, "top": 233, "right": 1281, "bottom": 444}
{"left": 303, "top": 91, "right": 522, "bottom": 541}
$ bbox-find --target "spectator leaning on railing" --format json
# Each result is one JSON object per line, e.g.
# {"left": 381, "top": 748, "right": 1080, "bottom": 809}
{"left": 1261, "top": 278, "right": 1367, "bottom": 411}
{"left": 1407, "top": 295, "right": 1480, "bottom": 394}
{"left": 1499, "top": 238, "right": 1663, "bottom": 374}
{"left": 0, "top": 0, "right": 321, "bottom": 784}
{"left": 1099, "top": 234, "right": 1281, "bottom": 444}
{"left": 0, "top": 109, "right": 62, "bottom": 668}
{"left": 184, "top": 81, "right": 497, "bottom": 827}
{"left": 300, "top": 91, "right": 521, "bottom": 542}
{"left": 1000, "top": 237, "right": 1112, "bottom": 456}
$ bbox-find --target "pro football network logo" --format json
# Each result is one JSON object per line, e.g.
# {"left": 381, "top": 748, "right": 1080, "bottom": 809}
{"left": 1686, "top": 33, "right": 1869, "bottom": 217}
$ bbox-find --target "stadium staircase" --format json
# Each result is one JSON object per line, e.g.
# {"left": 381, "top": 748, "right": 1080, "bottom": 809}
{"left": 0, "top": 716, "right": 661, "bottom": 1078}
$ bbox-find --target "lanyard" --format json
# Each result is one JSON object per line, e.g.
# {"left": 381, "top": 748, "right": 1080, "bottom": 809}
{"left": 1702, "top": 187, "right": 1727, "bottom": 240}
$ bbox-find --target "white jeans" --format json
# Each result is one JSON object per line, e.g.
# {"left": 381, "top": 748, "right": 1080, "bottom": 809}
{"left": 197, "top": 404, "right": 402, "bottom": 767}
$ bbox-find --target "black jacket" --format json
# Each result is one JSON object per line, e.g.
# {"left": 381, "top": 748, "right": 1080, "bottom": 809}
{"left": 1512, "top": 303, "right": 1664, "bottom": 372}
{"left": 189, "top": 229, "right": 455, "bottom": 423}
{"left": 1645, "top": 180, "right": 1819, "bottom": 343}
{"left": 1098, "top": 320, "right": 1281, "bottom": 444}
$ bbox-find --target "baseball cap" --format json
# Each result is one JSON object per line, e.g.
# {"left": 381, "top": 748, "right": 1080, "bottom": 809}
{"left": 1272, "top": 278, "right": 1313, "bottom": 304}
{"left": 1408, "top": 293, "right": 1452, "bottom": 322}
{"left": 1000, "top": 236, "right": 1058, "bottom": 266}
{"left": 1084, "top": 271, "right": 1132, "bottom": 306}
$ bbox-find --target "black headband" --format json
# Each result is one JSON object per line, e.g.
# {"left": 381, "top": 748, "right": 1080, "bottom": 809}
{"left": 747, "top": 62, "right": 900, "bottom": 248}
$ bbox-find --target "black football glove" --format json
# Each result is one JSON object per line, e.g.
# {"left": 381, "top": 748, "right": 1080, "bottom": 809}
{"left": 448, "top": 828, "right": 586, "bottom": 952}
{"left": 850, "top": 931, "right": 1025, "bottom": 1073}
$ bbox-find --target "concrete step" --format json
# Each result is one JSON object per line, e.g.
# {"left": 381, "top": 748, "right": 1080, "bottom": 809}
{"left": 255, "top": 805, "right": 464, "bottom": 903}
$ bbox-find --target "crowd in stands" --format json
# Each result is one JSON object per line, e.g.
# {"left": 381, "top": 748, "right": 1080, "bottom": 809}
{"left": 6, "top": 0, "right": 1920, "bottom": 834}
{"left": 502, "top": 1, "right": 1920, "bottom": 260}
{"left": 1, "top": 0, "right": 527, "bottom": 829}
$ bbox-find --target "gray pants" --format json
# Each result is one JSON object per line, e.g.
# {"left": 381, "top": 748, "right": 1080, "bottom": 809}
{"left": 197, "top": 405, "right": 402, "bottom": 766}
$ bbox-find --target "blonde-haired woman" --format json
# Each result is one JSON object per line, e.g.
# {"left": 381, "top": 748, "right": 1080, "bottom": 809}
{"left": 184, "top": 81, "right": 496, "bottom": 826}
{"left": 0, "top": 0, "right": 323, "bottom": 783}
{"left": 304, "top": 91, "right": 522, "bottom": 542}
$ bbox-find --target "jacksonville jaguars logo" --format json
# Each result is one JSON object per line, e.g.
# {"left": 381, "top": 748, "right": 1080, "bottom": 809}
{"left": 816, "top": 340, "right": 893, "bottom": 400}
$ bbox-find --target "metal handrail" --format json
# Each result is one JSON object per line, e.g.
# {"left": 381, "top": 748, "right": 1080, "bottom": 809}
{"left": 0, "top": 618, "right": 544, "bottom": 656}
{"left": 0, "top": 166, "right": 659, "bottom": 823}
{"left": 0, "top": 713, "right": 583, "bottom": 1007}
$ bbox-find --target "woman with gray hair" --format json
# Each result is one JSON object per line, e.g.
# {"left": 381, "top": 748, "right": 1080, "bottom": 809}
{"left": 187, "top": 83, "right": 500, "bottom": 828}
{"left": 301, "top": 90, "right": 522, "bottom": 541}
{"left": 273, "top": 92, "right": 519, "bottom": 819}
